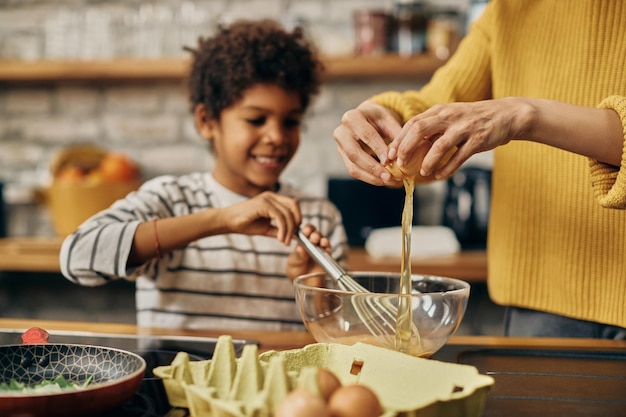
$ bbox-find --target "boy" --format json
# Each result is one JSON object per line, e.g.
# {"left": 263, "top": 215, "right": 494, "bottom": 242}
{"left": 60, "top": 19, "right": 348, "bottom": 331}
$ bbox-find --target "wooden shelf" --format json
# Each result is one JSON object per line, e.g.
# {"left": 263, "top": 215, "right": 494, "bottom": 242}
{"left": 0, "top": 54, "right": 444, "bottom": 83}
{"left": 322, "top": 54, "right": 444, "bottom": 80}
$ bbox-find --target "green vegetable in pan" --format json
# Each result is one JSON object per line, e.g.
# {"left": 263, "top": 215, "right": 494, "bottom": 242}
{"left": 0, "top": 375, "right": 94, "bottom": 394}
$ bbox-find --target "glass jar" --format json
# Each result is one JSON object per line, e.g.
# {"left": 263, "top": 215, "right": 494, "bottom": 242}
{"left": 389, "top": 0, "right": 428, "bottom": 56}
{"left": 353, "top": 10, "right": 389, "bottom": 56}
{"left": 427, "top": 8, "right": 461, "bottom": 60}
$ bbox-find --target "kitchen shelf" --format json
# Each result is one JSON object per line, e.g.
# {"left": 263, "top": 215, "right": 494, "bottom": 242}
{"left": 323, "top": 54, "right": 444, "bottom": 80}
{"left": 0, "top": 54, "right": 444, "bottom": 83}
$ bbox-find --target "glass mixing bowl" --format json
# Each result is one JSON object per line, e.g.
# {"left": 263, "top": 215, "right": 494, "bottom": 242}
{"left": 293, "top": 272, "right": 470, "bottom": 358}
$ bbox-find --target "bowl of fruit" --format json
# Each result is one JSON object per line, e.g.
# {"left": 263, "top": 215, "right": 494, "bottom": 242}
{"left": 41, "top": 144, "right": 142, "bottom": 236}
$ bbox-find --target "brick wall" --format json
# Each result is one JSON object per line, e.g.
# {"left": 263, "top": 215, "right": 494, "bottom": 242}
{"left": 0, "top": 0, "right": 469, "bottom": 237}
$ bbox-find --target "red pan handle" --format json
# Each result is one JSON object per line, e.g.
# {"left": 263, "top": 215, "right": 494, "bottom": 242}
{"left": 21, "top": 327, "right": 50, "bottom": 344}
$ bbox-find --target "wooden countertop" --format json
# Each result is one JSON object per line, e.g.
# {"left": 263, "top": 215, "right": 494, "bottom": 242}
{"left": 0, "top": 237, "right": 63, "bottom": 273}
{"left": 3, "top": 318, "right": 625, "bottom": 417}
{"left": 1, "top": 317, "right": 624, "bottom": 354}
{"left": 0, "top": 237, "right": 487, "bottom": 281}
{"left": 348, "top": 248, "right": 487, "bottom": 281}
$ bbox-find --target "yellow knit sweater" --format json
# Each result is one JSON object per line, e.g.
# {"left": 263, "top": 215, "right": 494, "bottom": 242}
{"left": 372, "top": 0, "right": 626, "bottom": 328}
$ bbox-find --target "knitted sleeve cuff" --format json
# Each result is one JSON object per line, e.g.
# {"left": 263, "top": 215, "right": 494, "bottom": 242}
{"left": 589, "top": 95, "right": 626, "bottom": 209}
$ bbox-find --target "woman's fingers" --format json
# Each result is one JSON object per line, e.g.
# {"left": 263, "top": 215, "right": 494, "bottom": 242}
{"left": 334, "top": 100, "right": 403, "bottom": 184}
{"left": 385, "top": 114, "right": 445, "bottom": 177}
{"left": 342, "top": 110, "right": 388, "bottom": 160}
{"left": 335, "top": 141, "right": 392, "bottom": 185}
{"left": 390, "top": 100, "right": 516, "bottom": 178}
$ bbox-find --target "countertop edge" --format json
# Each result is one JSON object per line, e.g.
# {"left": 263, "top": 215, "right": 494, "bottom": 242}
{"left": 1, "top": 318, "right": 624, "bottom": 353}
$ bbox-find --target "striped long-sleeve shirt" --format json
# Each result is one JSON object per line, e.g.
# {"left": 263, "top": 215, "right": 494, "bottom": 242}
{"left": 60, "top": 172, "right": 348, "bottom": 331}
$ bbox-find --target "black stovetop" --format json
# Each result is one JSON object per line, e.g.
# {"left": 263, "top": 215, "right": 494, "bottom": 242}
{"left": 0, "top": 329, "right": 256, "bottom": 417}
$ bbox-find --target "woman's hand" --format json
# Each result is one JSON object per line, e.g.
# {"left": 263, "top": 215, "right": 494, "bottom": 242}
{"left": 336, "top": 96, "right": 624, "bottom": 183}
{"left": 287, "top": 224, "right": 331, "bottom": 283}
{"left": 333, "top": 100, "right": 404, "bottom": 186}
{"left": 388, "top": 97, "right": 531, "bottom": 179}
{"left": 224, "top": 191, "right": 302, "bottom": 245}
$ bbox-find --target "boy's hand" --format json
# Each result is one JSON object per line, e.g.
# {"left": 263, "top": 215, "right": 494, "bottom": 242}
{"left": 287, "top": 223, "right": 331, "bottom": 282}
{"left": 224, "top": 191, "right": 302, "bottom": 245}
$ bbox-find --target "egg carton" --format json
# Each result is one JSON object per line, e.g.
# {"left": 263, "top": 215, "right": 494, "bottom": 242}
{"left": 153, "top": 335, "right": 494, "bottom": 417}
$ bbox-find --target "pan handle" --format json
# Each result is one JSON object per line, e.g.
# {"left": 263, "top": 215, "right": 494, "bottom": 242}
{"left": 22, "top": 327, "right": 50, "bottom": 344}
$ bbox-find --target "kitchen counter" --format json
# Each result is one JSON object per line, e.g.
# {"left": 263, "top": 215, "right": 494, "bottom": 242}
{"left": 0, "top": 317, "right": 316, "bottom": 353}
{"left": 1, "top": 318, "right": 625, "bottom": 417}
{"left": 1, "top": 317, "right": 624, "bottom": 355}
{"left": 0, "top": 237, "right": 63, "bottom": 273}
{"left": 348, "top": 247, "right": 487, "bottom": 281}
{"left": 0, "top": 237, "right": 487, "bottom": 281}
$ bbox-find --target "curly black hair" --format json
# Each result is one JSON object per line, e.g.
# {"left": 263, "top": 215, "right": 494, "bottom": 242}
{"left": 186, "top": 19, "right": 325, "bottom": 119}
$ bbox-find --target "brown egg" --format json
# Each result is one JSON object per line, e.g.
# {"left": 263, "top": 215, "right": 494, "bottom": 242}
{"left": 327, "top": 384, "right": 384, "bottom": 417}
{"left": 275, "top": 388, "right": 329, "bottom": 417}
{"left": 317, "top": 368, "right": 342, "bottom": 401}
{"left": 385, "top": 142, "right": 456, "bottom": 184}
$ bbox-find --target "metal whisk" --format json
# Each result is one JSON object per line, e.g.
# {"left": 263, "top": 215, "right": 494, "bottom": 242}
{"left": 295, "top": 229, "right": 368, "bottom": 293}
{"left": 295, "top": 230, "right": 419, "bottom": 345}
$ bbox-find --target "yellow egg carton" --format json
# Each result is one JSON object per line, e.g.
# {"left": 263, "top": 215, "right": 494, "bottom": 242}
{"left": 153, "top": 335, "right": 494, "bottom": 417}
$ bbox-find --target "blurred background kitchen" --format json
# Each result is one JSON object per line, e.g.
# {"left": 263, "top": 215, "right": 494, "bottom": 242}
{"left": 0, "top": 0, "right": 500, "bottom": 334}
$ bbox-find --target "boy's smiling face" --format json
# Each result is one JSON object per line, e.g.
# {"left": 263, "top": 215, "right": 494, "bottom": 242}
{"left": 195, "top": 83, "right": 304, "bottom": 197}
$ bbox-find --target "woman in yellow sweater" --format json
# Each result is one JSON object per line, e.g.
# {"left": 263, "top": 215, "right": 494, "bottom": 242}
{"left": 334, "top": 0, "right": 626, "bottom": 338}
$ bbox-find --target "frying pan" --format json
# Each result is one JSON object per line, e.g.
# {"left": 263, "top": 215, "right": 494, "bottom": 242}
{"left": 0, "top": 327, "right": 146, "bottom": 417}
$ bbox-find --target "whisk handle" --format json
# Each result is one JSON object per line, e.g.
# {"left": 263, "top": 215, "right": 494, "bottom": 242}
{"left": 295, "top": 229, "right": 347, "bottom": 281}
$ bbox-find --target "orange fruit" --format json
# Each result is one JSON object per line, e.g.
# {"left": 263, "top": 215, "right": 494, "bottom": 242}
{"left": 56, "top": 165, "right": 86, "bottom": 183}
{"left": 97, "top": 153, "right": 139, "bottom": 182}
